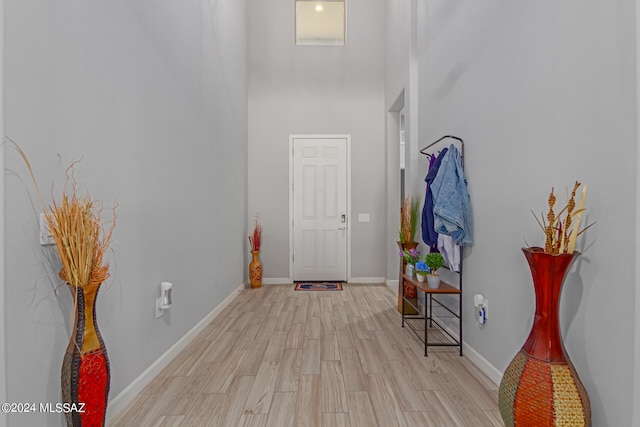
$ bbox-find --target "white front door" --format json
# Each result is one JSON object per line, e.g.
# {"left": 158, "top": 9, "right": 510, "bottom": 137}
{"left": 292, "top": 137, "right": 348, "bottom": 281}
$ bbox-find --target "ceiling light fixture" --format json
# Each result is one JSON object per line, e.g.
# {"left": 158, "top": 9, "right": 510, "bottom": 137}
{"left": 315, "top": 4, "right": 323, "bottom": 12}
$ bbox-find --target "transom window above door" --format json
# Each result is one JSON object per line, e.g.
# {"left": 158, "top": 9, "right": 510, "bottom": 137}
{"left": 295, "top": 0, "right": 345, "bottom": 45}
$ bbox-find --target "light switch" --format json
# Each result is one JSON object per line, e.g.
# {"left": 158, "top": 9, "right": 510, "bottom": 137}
{"left": 358, "top": 213, "right": 370, "bottom": 223}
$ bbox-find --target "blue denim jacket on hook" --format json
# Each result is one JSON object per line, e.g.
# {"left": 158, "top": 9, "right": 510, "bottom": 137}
{"left": 430, "top": 144, "right": 473, "bottom": 246}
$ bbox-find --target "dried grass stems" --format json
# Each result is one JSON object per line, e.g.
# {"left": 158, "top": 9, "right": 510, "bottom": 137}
{"left": 7, "top": 138, "right": 116, "bottom": 288}
{"left": 400, "top": 198, "right": 412, "bottom": 243}
{"left": 399, "top": 196, "right": 420, "bottom": 243}
{"left": 532, "top": 181, "right": 594, "bottom": 255}
{"left": 45, "top": 180, "right": 116, "bottom": 288}
{"left": 8, "top": 138, "right": 117, "bottom": 355}
{"left": 249, "top": 214, "right": 262, "bottom": 252}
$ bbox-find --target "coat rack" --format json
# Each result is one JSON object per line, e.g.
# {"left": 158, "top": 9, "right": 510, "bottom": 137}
{"left": 420, "top": 135, "right": 464, "bottom": 160}
{"left": 416, "top": 134, "right": 466, "bottom": 356}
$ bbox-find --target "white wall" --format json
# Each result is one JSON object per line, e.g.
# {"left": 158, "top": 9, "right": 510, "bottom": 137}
{"left": 3, "top": 0, "right": 247, "bottom": 425}
{"left": 387, "top": 1, "right": 636, "bottom": 426}
{"left": 247, "top": 0, "right": 386, "bottom": 280}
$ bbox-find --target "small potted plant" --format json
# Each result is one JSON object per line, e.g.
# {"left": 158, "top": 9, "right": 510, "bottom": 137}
{"left": 399, "top": 247, "right": 421, "bottom": 277}
{"left": 425, "top": 252, "right": 445, "bottom": 288}
{"left": 415, "top": 260, "right": 429, "bottom": 283}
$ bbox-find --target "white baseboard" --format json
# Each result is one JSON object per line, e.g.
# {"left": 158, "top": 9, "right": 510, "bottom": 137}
{"left": 435, "top": 320, "right": 502, "bottom": 386}
{"left": 262, "top": 277, "right": 293, "bottom": 285}
{"left": 386, "top": 279, "right": 399, "bottom": 288}
{"left": 106, "top": 282, "right": 245, "bottom": 422}
{"left": 462, "top": 338, "right": 503, "bottom": 386}
{"left": 348, "top": 277, "right": 385, "bottom": 284}
{"left": 262, "top": 278, "right": 387, "bottom": 285}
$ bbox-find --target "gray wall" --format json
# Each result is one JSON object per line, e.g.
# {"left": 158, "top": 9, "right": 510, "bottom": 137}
{"left": 388, "top": 1, "right": 637, "bottom": 426}
{"left": 0, "top": 0, "right": 6, "bottom": 424}
{"left": 3, "top": 1, "right": 638, "bottom": 426}
{"left": 247, "top": 0, "right": 386, "bottom": 280}
{"left": 3, "top": 0, "right": 247, "bottom": 425}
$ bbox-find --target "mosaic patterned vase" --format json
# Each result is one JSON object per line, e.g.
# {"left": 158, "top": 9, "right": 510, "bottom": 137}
{"left": 249, "top": 250, "right": 263, "bottom": 288}
{"left": 61, "top": 282, "right": 110, "bottom": 426}
{"left": 499, "top": 247, "right": 591, "bottom": 427}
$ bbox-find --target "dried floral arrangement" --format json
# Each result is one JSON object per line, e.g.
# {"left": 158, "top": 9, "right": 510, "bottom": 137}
{"left": 10, "top": 139, "right": 116, "bottom": 288}
{"left": 45, "top": 177, "right": 116, "bottom": 288}
{"left": 399, "top": 196, "right": 420, "bottom": 244}
{"left": 249, "top": 214, "right": 262, "bottom": 252}
{"left": 531, "top": 181, "right": 594, "bottom": 255}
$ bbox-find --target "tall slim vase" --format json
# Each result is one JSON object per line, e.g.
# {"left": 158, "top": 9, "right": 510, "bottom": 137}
{"left": 250, "top": 250, "right": 263, "bottom": 288}
{"left": 499, "top": 247, "right": 591, "bottom": 427}
{"left": 61, "top": 282, "right": 110, "bottom": 427}
{"left": 397, "top": 241, "right": 418, "bottom": 314}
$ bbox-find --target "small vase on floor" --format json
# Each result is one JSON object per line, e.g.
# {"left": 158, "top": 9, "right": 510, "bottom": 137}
{"left": 249, "top": 250, "right": 262, "bottom": 288}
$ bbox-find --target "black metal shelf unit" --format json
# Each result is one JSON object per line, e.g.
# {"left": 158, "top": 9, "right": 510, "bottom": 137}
{"left": 401, "top": 274, "right": 462, "bottom": 356}
{"left": 401, "top": 135, "right": 466, "bottom": 356}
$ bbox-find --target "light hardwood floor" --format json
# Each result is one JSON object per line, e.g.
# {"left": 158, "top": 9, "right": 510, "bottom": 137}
{"left": 109, "top": 283, "right": 503, "bottom": 427}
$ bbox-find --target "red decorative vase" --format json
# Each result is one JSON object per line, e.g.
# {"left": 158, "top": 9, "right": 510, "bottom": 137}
{"left": 61, "top": 282, "right": 110, "bottom": 426}
{"left": 499, "top": 247, "right": 591, "bottom": 427}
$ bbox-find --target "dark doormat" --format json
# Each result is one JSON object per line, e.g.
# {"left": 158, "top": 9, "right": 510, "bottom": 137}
{"left": 294, "top": 282, "right": 343, "bottom": 291}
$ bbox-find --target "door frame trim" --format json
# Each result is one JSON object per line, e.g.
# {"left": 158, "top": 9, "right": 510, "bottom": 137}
{"left": 633, "top": 0, "right": 640, "bottom": 423}
{"left": 289, "top": 134, "right": 351, "bottom": 283}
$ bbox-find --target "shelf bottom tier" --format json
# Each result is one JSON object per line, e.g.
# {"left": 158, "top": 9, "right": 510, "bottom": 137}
{"left": 404, "top": 317, "right": 460, "bottom": 346}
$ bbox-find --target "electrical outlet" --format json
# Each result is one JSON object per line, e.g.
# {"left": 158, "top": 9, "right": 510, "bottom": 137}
{"left": 39, "top": 213, "right": 54, "bottom": 245}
